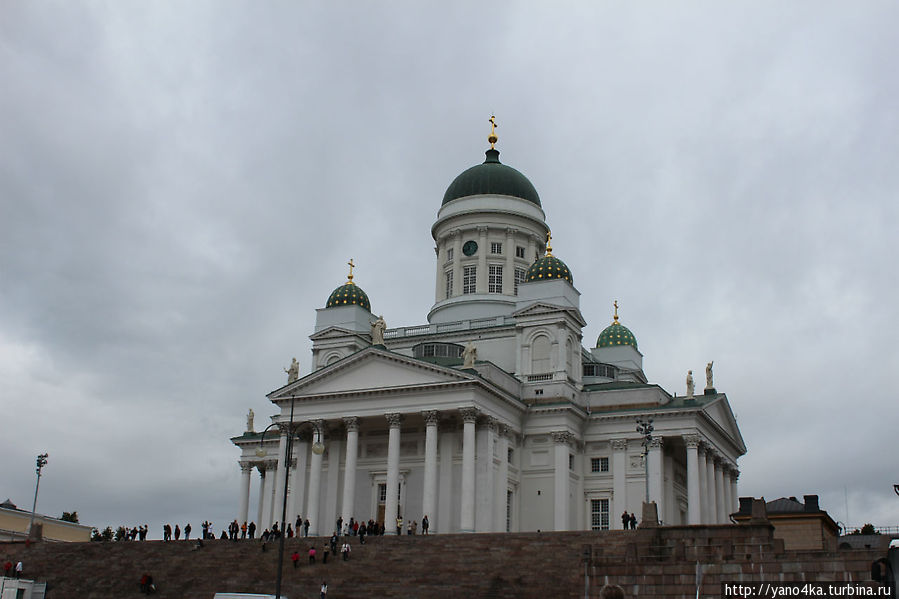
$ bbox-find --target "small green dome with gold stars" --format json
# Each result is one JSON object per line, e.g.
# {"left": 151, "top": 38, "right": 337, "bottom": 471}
{"left": 524, "top": 232, "right": 573, "bottom": 284}
{"left": 596, "top": 301, "right": 638, "bottom": 350}
{"left": 325, "top": 259, "right": 371, "bottom": 311}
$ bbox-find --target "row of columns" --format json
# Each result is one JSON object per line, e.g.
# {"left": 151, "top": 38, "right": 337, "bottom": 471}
{"left": 239, "top": 409, "right": 512, "bottom": 536}
{"left": 684, "top": 434, "right": 739, "bottom": 524}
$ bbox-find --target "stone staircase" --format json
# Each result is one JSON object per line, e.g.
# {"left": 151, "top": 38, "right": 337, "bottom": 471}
{"left": 0, "top": 525, "right": 885, "bottom": 598}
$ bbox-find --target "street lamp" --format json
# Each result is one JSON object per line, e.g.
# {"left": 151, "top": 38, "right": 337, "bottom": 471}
{"left": 635, "top": 418, "right": 653, "bottom": 504}
{"left": 28, "top": 453, "right": 49, "bottom": 539}
{"left": 257, "top": 399, "right": 323, "bottom": 599}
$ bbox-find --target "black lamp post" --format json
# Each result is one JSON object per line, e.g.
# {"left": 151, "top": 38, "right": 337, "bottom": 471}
{"left": 28, "top": 453, "right": 49, "bottom": 539}
{"left": 635, "top": 418, "right": 653, "bottom": 504}
{"left": 257, "top": 399, "right": 323, "bottom": 599}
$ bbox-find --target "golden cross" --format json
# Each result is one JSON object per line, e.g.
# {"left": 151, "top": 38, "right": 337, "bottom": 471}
{"left": 488, "top": 115, "right": 498, "bottom": 149}
{"left": 613, "top": 300, "right": 619, "bottom": 323}
{"left": 545, "top": 231, "right": 553, "bottom": 255}
{"left": 347, "top": 258, "right": 355, "bottom": 282}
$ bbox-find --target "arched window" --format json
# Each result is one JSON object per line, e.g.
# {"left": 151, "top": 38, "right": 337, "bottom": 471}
{"left": 531, "top": 335, "right": 551, "bottom": 374}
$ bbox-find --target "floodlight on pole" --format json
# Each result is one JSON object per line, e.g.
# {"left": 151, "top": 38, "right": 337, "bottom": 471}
{"left": 28, "top": 453, "right": 49, "bottom": 539}
{"left": 636, "top": 418, "right": 654, "bottom": 504}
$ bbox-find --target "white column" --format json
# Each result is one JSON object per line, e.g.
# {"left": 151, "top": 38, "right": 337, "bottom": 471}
{"left": 340, "top": 417, "right": 360, "bottom": 527}
{"left": 730, "top": 469, "right": 740, "bottom": 514}
{"left": 290, "top": 436, "right": 309, "bottom": 524}
{"left": 307, "top": 420, "right": 324, "bottom": 535}
{"left": 256, "top": 467, "right": 265, "bottom": 528}
{"left": 714, "top": 456, "right": 726, "bottom": 524}
{"left": 460, "top": 408, "right": 478, "bottom": 533}
{"left": 451, "top": 230, "right": 462, "bottom": 296}
{"left": 239, "top": 462, "right": 252, "bottom": 525}
{"left": 261, "top": 461, "right": 276, "bottom": 529}
{"left": 494, "top": 427, "right": 509, "bottom": 532}
{"left": 272, "top": 429, "right": 289, "bottom": 529}
{"left": 324, "top": 436, "right": 342, "bottom": 534}
{"left": 611, "top": 439, "right": 628, "bottom": 528}
{"left": 705, "top": 447, "right": 717, "bottom": 524}
{"left": 647, "top": 437, "right": 664, "bottom": 517}
{"left": 435, "top": 239, "right": 445, "bottom": 302}
{"left": 552, "top": 431, "right": 571, "bottom": 531}
{"left": 503, "top": 227, "right": 515, "bottom": 295}
{"left": 723, "top": 467, "right": 733, "bottom": 521}
{"left": 476, "top": 225, "right": 488, "bottom": 293}
{"left": 697, "top": 444, "right": 709, "bottom": 524}
{"left": 385, "top": 413, "right": 403, "bottom": 535}
{"left": 684, "top": 435, "right": 701, "bottom": 525}
{"left": 475, "top": 418, "right": 496, "bottom": 532}
{"left": 437, "top": 426, "right": 455, "bottom": 533}
{"left": 422, "top": 411, "right": 439, "bottom": 531}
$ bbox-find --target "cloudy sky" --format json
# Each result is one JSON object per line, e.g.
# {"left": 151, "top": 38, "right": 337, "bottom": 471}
{"left": 3, "top": 2, "right": 897, "bottom": 537}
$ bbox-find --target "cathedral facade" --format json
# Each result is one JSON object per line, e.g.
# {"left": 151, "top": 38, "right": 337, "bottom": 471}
{"left": 231, "top": 127, "right": 746, "bottom": 535}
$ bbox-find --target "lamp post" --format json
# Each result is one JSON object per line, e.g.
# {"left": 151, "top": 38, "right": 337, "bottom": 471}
{"left": 635, "top": 418, "right": 653, "bottom": 504}
{"left": 257, "top": 400, "right": 323, "bottom": 599}
{"left": 28, "top": 453, "right": 49, "bottom": 539}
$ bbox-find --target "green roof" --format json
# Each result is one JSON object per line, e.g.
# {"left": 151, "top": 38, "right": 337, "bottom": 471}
{"left": 596, "top": 321, "right": 638, "bottom": 350}
{"left": 326, "top": 282, "right": 371, "bottom": 311}
{"left": 525, "top": 255, "right": 573, "bottom": 284}
{"left": 442, "top": 149, "right": 541, "bottom": 206}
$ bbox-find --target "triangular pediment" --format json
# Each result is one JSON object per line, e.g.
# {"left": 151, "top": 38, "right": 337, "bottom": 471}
{"left": 702, "top": 394, "right": 747, "bottom": 455}
{"left": 309, "top": 326, "right": 366, "bottom": 341}
{"left": 513, "top": 302, "right": 587, "bottom": 326}
{"left": 269, "top": 348, "right": 473, "bottom": 399}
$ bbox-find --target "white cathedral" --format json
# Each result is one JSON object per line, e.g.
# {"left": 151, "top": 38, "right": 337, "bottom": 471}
{"left": 231, "top": 124, "right": 746, "bottom": 536}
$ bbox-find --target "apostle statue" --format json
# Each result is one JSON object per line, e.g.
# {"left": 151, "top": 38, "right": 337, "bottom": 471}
{"left": 462, "top": 342, "right": 477, "bottom": 369}
{"left": 285, "top": 357, "right": 299, "bottom": 383}
{"left": 371, "top": 315, "right": 387, "bottom": 346}
{"left": 246, "top": 408, "right": 255, "bottom": 433}
{"left": 686, "top": 370, "right": 694, "bottom": 398}
{"left": 705, "top": 361, "right": 714, "bottom": 391}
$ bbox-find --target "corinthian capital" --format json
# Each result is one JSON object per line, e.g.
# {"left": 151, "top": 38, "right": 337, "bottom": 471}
{"left": 683, "top": 434, "right": 702, "bottom": 449}
{"left": 459, "top": 407, "right": 479, "bottom": 423}
{"left": 422, "top": 410, "right": 440, "bottom": 426}
{"left": 343, "top": 416, "right": 359, "bottom": 432}
{"left": 551, "top": 431, "right": 574, "bottom": 445}
{"left": 385, "top": 413, "right": 404, "bottom": 428}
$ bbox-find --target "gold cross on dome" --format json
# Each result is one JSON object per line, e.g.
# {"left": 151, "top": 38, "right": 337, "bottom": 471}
{"left": 613, "top": 300, "right": 619, "bottom": 323}
{"left": 545, "top": 231, "right": 553, "bottom": 256}
{"left": 347, "top": 258, "right": 355, "bottom": 283}
{"left": 488, "top": 115, "right": 498, "bottom": 149}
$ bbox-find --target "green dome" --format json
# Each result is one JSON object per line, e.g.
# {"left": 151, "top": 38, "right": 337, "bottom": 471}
{"left": 442, "top": 149, "right": 541, "bottom": 206}
{"left": 326, "top": 282, "right": 371, "bottom": 311}
{"left": 525, "top": 255, "right": 573, "bottom": 284}
{"left": 597, "top": 322, "right": 638, "bottom": 350}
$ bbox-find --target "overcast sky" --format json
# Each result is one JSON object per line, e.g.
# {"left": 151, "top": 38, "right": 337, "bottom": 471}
{"left": 2, "top": 2, "right": 897, "bottom": 537}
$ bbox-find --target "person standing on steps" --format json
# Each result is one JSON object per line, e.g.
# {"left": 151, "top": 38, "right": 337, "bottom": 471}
{"left": 320, "top": 581, "right": 328, "bottom": 599}
{"left": 341, "top": 541, "right": 350, "bottom": 561}
{"left": 396, "top": 515, "right": 403, "bottom": 536}
{"left": 304, "top": 519, "right": 310, "bottom": 537}
{"left": 248, "top": 521, "right": 255, "bottom": 539}
{"left": 291, "top": 551, "right": 299, "bottom": 569}
{"left": 421, "top": 515, "right": 429, "bottom": 535}
{"left": 184, "top": 523, "right": 192, "bottom": 540}
{"left": 621, "top": 511, "right": 629, "bottom": 530}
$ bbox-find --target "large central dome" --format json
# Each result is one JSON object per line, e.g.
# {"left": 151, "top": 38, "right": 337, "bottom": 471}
{"left": 442, "top": 149, "right": 541, "bottom": 206}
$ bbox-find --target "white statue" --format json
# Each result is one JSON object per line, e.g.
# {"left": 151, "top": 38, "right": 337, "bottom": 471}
{"left": 371, "top": 315, "right": 387, "bottom": 345}
{"left": 705, "top": 361, "right": 714, "bottom": 391}
{"left": 246, "top": 409, "right": 255, "bottom": 433}
{"left": 686, "top": 370, "right": 694, "bottom": 397}
{"left": 462, "top": 342, "right": 477, "bottom": 368}
{"left": 285, "top": 357, "right": 299, "bottom": 383}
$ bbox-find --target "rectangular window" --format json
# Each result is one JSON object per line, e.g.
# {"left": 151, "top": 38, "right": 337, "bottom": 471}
{"left": 447, "top": 247, "right": 454, "bottom": 261}
{"left": 516, "top": 246, "right": 525, "bottom": 258}
{"left": 378, "top": 483, "right": 387, "bottom": 502}
{"left": 569, "top": 454, "right": 575, "bottom": 470}
{"left": 591, "top": 499, "right": 610, "bottom": 530}
{"left": 591, "top": 457, "right": 610, "bottom": 473}
{"left": 506, "top": 489, "right": 513, "bottom": 532}
{"left": 491, "top": 242, "right": 502, "bottom": 254}
{"left": 445, "top": 270, "right": 453, "bottom": 299}
{"left": 488, "top": 265, "right": 503, "bottom": 293}
{"left": 507, "top": 447, "right": 514, "bottom": 464}
{"left": 463, "top": 266, "right": 476, "bottom": 294}
{"left": 514, "top": 268, "right": 526, "bottom": 295}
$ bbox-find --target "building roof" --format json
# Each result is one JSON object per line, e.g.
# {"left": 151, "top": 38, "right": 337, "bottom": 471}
{"left": 442, "top": 149, "right": 541, "bottom": 206}
{"left": 326, "top": 282, "right": 371, "bottom": 311}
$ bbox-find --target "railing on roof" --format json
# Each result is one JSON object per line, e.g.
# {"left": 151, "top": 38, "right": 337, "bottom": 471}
{"left": 383, "top": 315, "right": 515, "bottom": 340}
{"left": 526, "top": 373, "right": 553, "bottom": 382}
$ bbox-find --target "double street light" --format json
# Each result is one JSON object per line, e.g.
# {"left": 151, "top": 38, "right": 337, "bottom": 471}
{"left": 635, "top": 418, "right": 654, "bottom": 504}
{"left": 257, "top": 399, "right": 323, "bottom": 599}
{"left": 28, "top": 453, "right": 49, "bottom": 539}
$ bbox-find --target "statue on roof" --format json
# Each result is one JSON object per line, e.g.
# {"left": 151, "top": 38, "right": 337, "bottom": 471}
{"left": 285, "top": 357, "right": 299, "bottom": 383}
{"left": 705, "top": 361, "right": 714, "bottom": 391}
{"left": 246, "top": 409, "right": 255, "bottom": 433}
{"left": 686, "top": 370, "right": 694, "bottom": 398}
{"left": 371, "top": 315, "right": 386, "bottom": 346}
{"left": 462, "top": 342, "right": 477, "bottom": 369}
